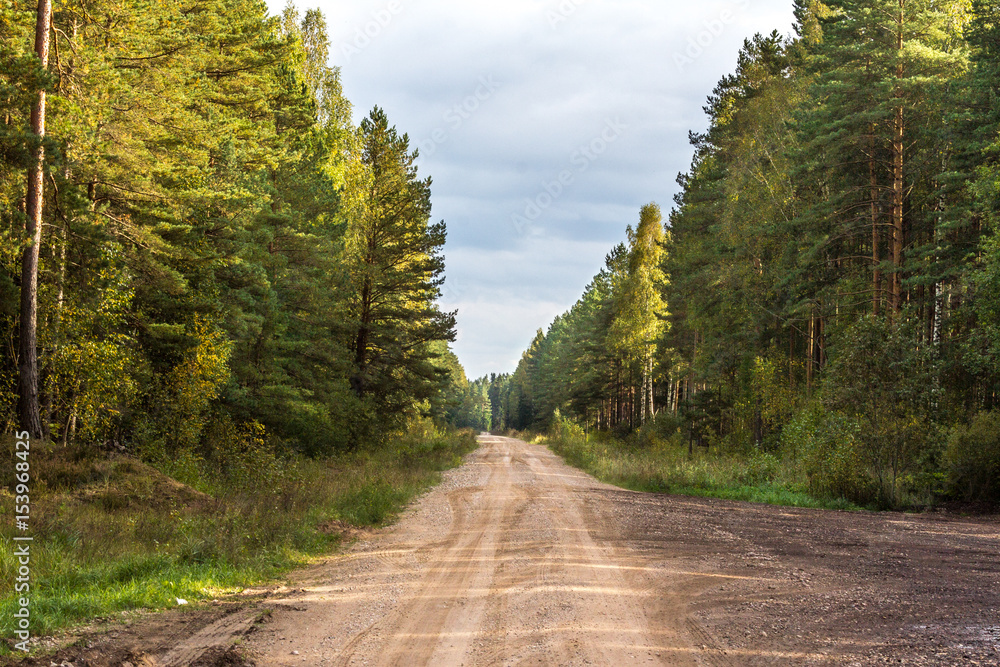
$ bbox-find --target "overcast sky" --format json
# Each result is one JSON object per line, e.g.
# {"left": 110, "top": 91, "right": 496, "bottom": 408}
{"left": 267, "top": 0, "right": 797, "bottom": 380}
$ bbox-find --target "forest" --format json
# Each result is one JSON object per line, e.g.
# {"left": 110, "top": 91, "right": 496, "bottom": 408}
{"left": 454, "top": 0, "right": 1000, "bottom": 509}
{"left": 1, "top": 0, "right": 464, "bottom": 454}
{"left": 0, "top": 0, "right": 485, "bottom": 637}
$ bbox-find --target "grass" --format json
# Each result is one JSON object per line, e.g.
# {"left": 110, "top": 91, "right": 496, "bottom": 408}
{"left": 543, "top": 429, "right": 861, "bottom": 511}
{"left": 0, "top": 422, "right": 477, "bottom": 650}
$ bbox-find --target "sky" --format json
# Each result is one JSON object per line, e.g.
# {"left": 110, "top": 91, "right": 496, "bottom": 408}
{"left": 266, "top": 0, "right": 798, "bottom": 380}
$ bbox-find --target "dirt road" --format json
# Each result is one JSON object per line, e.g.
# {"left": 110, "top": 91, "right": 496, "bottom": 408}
{"left": 244, "top": 435, "right": 1000, "bottom": 666}
{"left": 249, "top": 435, "right": 691, "bottom": 666}
{"left": 14, "top": 435, "right": 1000, "bottom": 666}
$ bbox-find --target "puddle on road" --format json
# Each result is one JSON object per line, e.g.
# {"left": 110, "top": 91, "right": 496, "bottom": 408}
{"left": 910, "top": 624, "right": 1000, "bottom": 653}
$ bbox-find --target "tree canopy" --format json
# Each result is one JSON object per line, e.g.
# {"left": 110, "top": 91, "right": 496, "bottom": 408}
{"left": 1, "top": 0, "right": 460, "bottom": 454}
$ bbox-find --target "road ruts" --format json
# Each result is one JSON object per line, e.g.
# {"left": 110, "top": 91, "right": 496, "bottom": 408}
{"left": 247, "top": 435, "right": 705, "bottom": 666}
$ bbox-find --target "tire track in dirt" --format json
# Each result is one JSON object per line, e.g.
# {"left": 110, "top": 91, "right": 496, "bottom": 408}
{"left": 235, "top": 435, "right": 1000, "bottom": 666}
{"left": 246, "top": 436, "right": 700, "bottom": 665}
{"left": 355, "top": 443, "right": 529, "bottom": 666}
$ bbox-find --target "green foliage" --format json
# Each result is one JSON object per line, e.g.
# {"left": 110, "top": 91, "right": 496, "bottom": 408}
{"left": 545, "top": 422, "right": 858, "bottom": 511}
{"left": 446, "top": 368, "right": 493, "bottom": 432}
{"left": 944, "top": 411, "right": 1000, "bottom": 503}
{"left": 1, "top": 0, "right": 459, "bottom": 458}
{"left": 479, "top": 203, "right": 671, "bottom": 435}
{"left": 150, "top": 319, "right": 233, "bottom": 452}
{"left": 44, "top": 263, "right": 143, "bottom": 442}
{"left": 640, "top": 410, "right": 683, "bottom": 444}
{"left": 548, "top": 410, "right": 586, "bottom": 443}
{"left": 202, "top": 418, "right": 286, "bottom": 490}
{"left": 344, "top": 107, "right": 457, "bottom": 425}
{"left": 823, "top": 315, "right": 944, "bottom": 505}
{"left": 503, "top": 6, "right": 1000, "bottom": 508}
{"left": 608, "top": 203, "right": 667, "bottom": 363}
{"left": 783, "top": 404, "right": 871, "bottom": 503}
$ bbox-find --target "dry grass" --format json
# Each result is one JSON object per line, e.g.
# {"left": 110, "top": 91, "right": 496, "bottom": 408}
{"left": 0, "top": 424, "right": 476, "bottom": 647}
{"left": 544, "top": 428, "right": 859, "bottom": 510}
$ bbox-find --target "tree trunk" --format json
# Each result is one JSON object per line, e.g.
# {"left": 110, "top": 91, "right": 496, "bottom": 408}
{"left": 351, "top": 275, "right": 372, "bottom": 397}
{"left": 870, "top": 128, "right": 881, "bottom": 317}
{"left": 42, "top": 215, "right": 68, "bottom": 440}
{"left": 639, "top": 361, "right": 647, "bottom": 425}
{"left": 647, "top": 355, "right": 655, "bottom": 419}
{"left": 926, "top": 283, "right": 935, "bottom": 344}
{"left": 18, "top": 0, "right": 52, "bottom": 439}
{"left": 788, "top": 329, "right": 795, "bottom": 392}
{"left": 628, "top": 366, "right": 635, "bottom": 429}
{"left": 890, "top": 1, "right": 905, "bottom": 314}
{"left": 807, "top": 314, "right": 815, "bottom": 394}
{"left": 614, "top": 360, "right": 621, "bottom": 426}
{"left": 754, "top": 396, "right": 763, "bottom": 447}
{"left": 818, "top": 315, "right": 826, "bottom": 369}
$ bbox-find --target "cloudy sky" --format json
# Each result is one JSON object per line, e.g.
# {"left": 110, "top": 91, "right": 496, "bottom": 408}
{"left": 267, "top": 0, "right": 797, "bottom": 379}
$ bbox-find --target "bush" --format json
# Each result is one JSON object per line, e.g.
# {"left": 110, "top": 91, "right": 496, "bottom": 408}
{"left": 782, "top": 402, "right": 946, "bottom": 508}
{"left": 548, "top": 410, "right": 586, "bottom": 444}
{"left": 640, "top": 411, "right": 682, "bottom": 445}
{"left": 738, "top": 450, "right": 781, "bottom": 486}
{"left": 782, "top": 405, "right": 872, "bottom": 504}
{"left": 822, "top": 315, "right": 945, "bottom": 507}
{"left": 944, "top": 411, "right": 1000, "bottom": 503}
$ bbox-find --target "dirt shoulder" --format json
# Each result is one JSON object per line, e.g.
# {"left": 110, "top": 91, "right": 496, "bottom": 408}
{"left": 5, "top": 435, "right": 999, "bottom": 666}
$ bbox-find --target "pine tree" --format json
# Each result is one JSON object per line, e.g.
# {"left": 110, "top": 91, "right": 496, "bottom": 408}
{"left": 17, "top": 0, "right": 50, "bottom": 437}
{"left": 795, "top": 0, "right": 970, "bottom": 318}
{"left": 346, "top": 107, "right": 456, "bottom": 417}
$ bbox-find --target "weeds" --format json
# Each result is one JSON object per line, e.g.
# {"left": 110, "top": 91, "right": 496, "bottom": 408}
{"left": 544, "top": 427, "right": 860, "bottom": 511}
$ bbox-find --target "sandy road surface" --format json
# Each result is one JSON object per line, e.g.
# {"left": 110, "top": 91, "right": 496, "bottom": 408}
{"left": 11, "top": 434, "right": 999, "bottom": 666}
{"left": 245, "top": 435, "right": 1000, "bottom": 666}
{"left": 249, "top": 435, "right": 692, "bottom": 666}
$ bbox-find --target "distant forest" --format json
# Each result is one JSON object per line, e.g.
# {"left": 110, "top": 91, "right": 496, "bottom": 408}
{"left": 451, "top": 0, "right": 1000, "bottom": 507}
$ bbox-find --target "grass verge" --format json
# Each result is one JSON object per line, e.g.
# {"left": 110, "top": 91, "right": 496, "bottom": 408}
{"left": 543, "top": 430, "right": 860, "bottom": 511}
{"left": 0, "top": 423, "right": 476, "bottom": 651}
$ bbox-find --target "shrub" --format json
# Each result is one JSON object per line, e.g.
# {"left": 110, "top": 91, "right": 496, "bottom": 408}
{"left": 738, "top": 450, "right": 781, "bottom": 486}
{"left": 822, "top": 315, "right": 944, "bottom": 507}
{"left": 640, "top": 411, "right": 682, "bottom": 445}
{"left": 548, "top": 410, "right": 586, "bottom": 444}
{"left": 944, "top": 411, "right": 1000, "bottom": 503}
{"left": 783, "top": 405, "right": 872, "bottom": 504}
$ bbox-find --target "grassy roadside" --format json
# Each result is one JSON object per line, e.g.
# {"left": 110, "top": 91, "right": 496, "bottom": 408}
{"left": 0, "top": 423, "right": 477, "bottom": 651}
{"left": 541, "top": 427, "right": 860, "bottom": 511}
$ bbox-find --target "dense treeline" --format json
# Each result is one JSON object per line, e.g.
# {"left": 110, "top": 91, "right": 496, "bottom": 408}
{"left": 473, "top": 0, "right": 1000, "bottom": 507}
{"left": 1, "top": 0, "right": 458, "bottom": 455}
